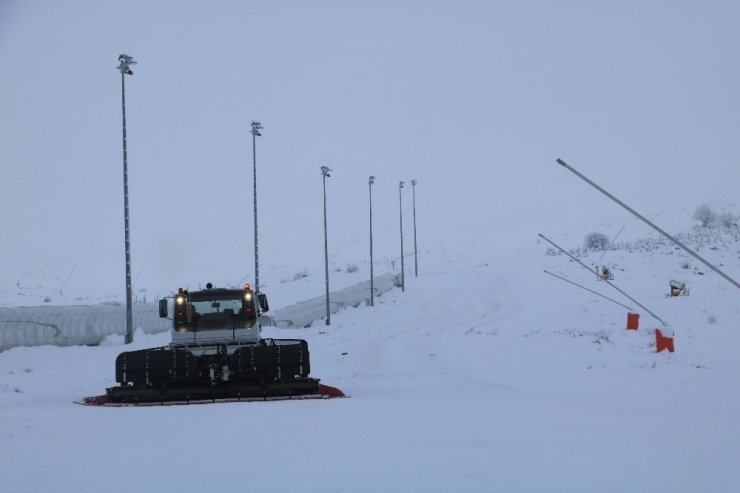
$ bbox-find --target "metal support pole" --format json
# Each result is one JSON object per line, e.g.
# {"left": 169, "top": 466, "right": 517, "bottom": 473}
{"left": 117, "top": 54, "right": 136, "bottom": 344}
{"left": 321, "top": 166, "right": 332, "bottom": 325}
{"left": 557, "top": 158, "right": 740, "bottom": 292}
{"left": 369, "top": 176, "right": 375, "bottom": 306}
{"left": 539, "top": 233, "right": 667, "bottom": 326}
{"left": 543, "top": 270, "right": 634, "bottom": 311}
{"left": 251, "top": 121, "right": 263, "bottom": 292}
{"left": 399, "top": 181, "right": 405, "bottom": 292}
{"left": 411, "top": 179, "right": 418, "bottom": 277}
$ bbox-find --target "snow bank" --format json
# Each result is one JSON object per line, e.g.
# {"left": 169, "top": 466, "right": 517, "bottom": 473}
{"left": 2, "top": 216, "right": 740, "bottom": 492}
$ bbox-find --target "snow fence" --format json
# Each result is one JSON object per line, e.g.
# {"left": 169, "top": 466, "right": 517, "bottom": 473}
{"left": 0, "top": 273, "right": 400, "bottom": 352}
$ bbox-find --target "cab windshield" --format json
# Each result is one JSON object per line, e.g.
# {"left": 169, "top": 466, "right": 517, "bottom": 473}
{"left": 190, "top": 296, "right": 244, "bottom": 316}
{"left": 184, "top": 292, "right": 257, "bottom": 331}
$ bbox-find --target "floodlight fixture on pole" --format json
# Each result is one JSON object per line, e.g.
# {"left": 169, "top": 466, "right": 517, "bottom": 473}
{"left": 117, "top": 53, "right": 136, "bottom": 344}
{"left": 117, "top": 54, "right": 136, "bottom": 75}
{"left": 368, "top": 175, "right": 376, "bottom": 306}
{"left": 399, "top": 181, "right": 405, "bottom": 292}
{"left": 411, "top": 179, "right": 418, "bottom": 277}
{"left": 321, "top": 166, "right": 332, "bottom": 325}
{"left": 251, "top": 121, "right": 263, "bottom": 293}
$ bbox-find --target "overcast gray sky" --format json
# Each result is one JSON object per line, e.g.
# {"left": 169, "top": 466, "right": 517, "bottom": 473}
{"left": 1, "top": 1, "right": 739, "bottom": 299}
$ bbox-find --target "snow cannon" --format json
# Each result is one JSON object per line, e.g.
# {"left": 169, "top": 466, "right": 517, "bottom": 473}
{"left": 669, "top": 280, "right": 687, "bottom": 297}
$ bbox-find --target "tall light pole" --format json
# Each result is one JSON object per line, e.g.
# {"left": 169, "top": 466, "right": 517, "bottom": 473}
{"left": 251, "top": 121, "right": 263, "bottom": 293}
{"left": 411, "top": 179, "right": 418, "bottom": 277}
{"left": 321, "top": 166, "right": 332, "bottom": 325}
{"left": 399, "top": 181, "right": 405, "bottom": 292}
{"left": 368, "top": 175, "right": 375, "bottom": 306}
{"left": 117, "top": 54, "right": 136, "bottom": 344}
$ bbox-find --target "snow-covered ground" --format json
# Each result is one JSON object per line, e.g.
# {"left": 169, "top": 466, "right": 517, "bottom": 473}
{"left": 2, "top": 208, "right": 740, "bottom": 492}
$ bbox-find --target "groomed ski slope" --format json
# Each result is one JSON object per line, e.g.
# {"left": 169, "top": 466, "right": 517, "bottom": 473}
{"left": 1, "top": 217, "right": 739, "bottom": 492}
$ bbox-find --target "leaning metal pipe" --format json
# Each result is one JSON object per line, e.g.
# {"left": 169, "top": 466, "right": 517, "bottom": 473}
{"left": 543, "top": 270, "right": 634, "bottom": 311}
{"left": 539, "top": 233, "right": 668, "bottom": 326}
{"left": 556, "top": 158, "right": 740, "bottom": 292}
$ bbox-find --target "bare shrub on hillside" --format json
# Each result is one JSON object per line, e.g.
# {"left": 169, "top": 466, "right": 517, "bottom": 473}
{"left": 718, "top": 212, "right": 734, "bottom": 229}
{"left": 584, "top": 232, "right": 609, "bottom": 251}
{"left": 693, "top": 204, "right": 717, "bottom": 228}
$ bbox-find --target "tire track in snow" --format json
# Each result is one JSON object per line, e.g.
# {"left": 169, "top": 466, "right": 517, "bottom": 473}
{"left": 312, "top": 262, "right": 527, "bottom": 395}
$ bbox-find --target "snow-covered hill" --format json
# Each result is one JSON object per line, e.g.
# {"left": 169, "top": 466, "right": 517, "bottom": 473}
{"left": 1, "top": 210, "right": 739, "bottom": 492}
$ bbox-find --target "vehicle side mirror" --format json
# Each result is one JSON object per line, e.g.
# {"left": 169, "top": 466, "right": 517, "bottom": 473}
{"left": 257, "top": 293, "right": 269, "bottom": 313}
{"left": 159, "top": 298, "right": 168, "bottom": 318}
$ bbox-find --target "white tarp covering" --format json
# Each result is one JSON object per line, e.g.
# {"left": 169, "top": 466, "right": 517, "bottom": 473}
{"left": 264, "top": 273, "right": 399, "bottom": 328}
{"left": 0, "top": 274, "right": 399, "bottom": 351}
